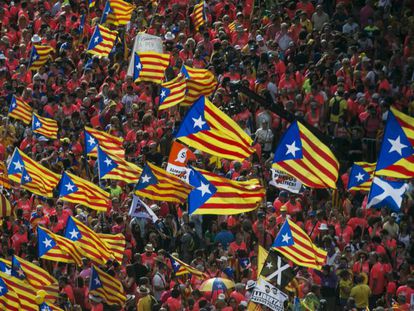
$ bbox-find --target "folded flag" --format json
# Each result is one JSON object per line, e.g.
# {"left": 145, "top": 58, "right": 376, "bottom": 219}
{"left": 175, "top": 96, "right": 254, "bottom": 161}
{"left": 135, "top": 162, "right": 193, "bottom": 203}
{"left": 28, "top": 44, "right": 54, "bottom": 71}
{"left": 347, "top": 162, "right": 376, "bottom": 191}
{"left": 89, "top": 265, "right": 126, "bottom": 306}
{"left": 132, "top": 51, "right": 170, "bottom": 84}
{"left": 97, "top": 233, "right": 126, "bottom": 264}
{"left": 8, "top": 96, "right": 32, "bottom": 125}
{"left": 58, "top": 171, "right": 110, "bottom": 212}
{"left": 0, "top": 161, "right": 10, "bottom": 190}
{"left": 367, "top": 177, "right": 408, "bottom": 212}
{"left": 169, "top": 254, "right": 207, "bottom": 279}
{"left": 272, "top": 121, "right": 339, "bottom": 189}
{"left": 85, "top": 126, "right": 125, "bottom": 159}
{"left": 65, "top": 216, "right": 114, "bottom": 265}
{"left": 159, "top": 74, "right": 187, "bottom": 110}
{"left": 87, "top": 24, "right": 118, "bottom": 57}
{"left": 7, "top": 148, "right": 60, "bottom": 197}
{"left": 166, "top": 141, "right": 196, "bottom": 182}
{"left": 0, "top": 194, "right": 13, "bottom": 218}
{"left": 101, "top": 0, "right": 134, "bottom": 26}
{"left": 37, "top": 226, "right": 84, "bottom": 266}
{"left": 129, "top": 195, "right": 159, "bottom": 223}
{"left": 375, "top": 107, "right": 414, "bottom": 178}
{"left": 272, "top": 219, "right": 327, "bottom": 270}
{"left": 260, "top": 249, "right": 294, "bottom": 289}
{"left": 191, "top": 1, "right": 206, "bottom": 31}
{"left": 0, "top": 276, "right": 20, "bottom": 311}
{"left": 181, "top": 65, "right": 217, "bottom": 106}
{"left": 188, "top": 167, "right": 265, "bottom": 215}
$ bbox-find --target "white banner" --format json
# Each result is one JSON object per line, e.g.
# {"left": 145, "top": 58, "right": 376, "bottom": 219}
{"left": 250, "top": 278, "right": 288, "bottom": 311}
{"left": 166, "top": 163, "right": 191, "bottom": 183}
{"left": 128, "top": 195, "right": 159, "bottom": 223}
{"left": 269, "top": 169, "right": 302, "bottom": 193}
{"left": 127, "top": 33, "right": 163, "bottom": 76}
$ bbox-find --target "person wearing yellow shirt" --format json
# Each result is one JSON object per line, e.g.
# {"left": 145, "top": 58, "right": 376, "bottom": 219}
{"left": 136, "top": 286, "right": 153, "bottom": 311}
{"left": 299, "top": 11, "right": 313, "bottom": 33}
{"left": 350, "top": 275, "right": 371, "bottom": 309}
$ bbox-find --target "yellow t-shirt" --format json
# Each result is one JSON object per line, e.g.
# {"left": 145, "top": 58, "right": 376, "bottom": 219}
{"left": 339, "top": 278, "right": 353, "bottom": 299}
{"left": 350, "top": 284, "right": 371, "bottom": 308}
{"left": 137, "top": 295, "right": 152, "bottom": 311}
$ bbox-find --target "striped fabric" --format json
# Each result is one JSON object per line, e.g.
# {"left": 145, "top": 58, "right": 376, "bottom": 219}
{"left": 132, "top": 52, "right": 170, "bottom": 84}
{"left": 159, "top": 74, "right": 187, "bottom": 110}
{"left": 28, "top": 45, "right": 54, "bottom": 71}
{"left": 347, "top": 162, "right": 376, "bottom": 191}
{"left": 8, "top": 96, "right": 32, "bottom": 125}
{"left": 98, "top": 233, "right": 126, "bottom": 264}
{"left": 89, "top": 265, "right": 126, "bottom": 306}
{"left": 102, "top": 0, "right": 134, "bottom": 26}
{"left": 87, "top": 25, "right": 118, "bottom": 57}
{"left": 191, "top": 1, "right": 206, "bottom": 31}
{"left": 0, "top": 271, "right": 38, "bottom": 311}
{"left": 0, "top": 195, "right": 13, "bottom": 218}
{"left": 181, "top": 65, "right": 217, "bottom": 106}
{"left": 0, "top": 280, "right": 20, "bottom": 311}
{"left": 228, "top": 21, "right": 237, "bottom": 33}
{"left": 0, "top": 162, "right": 11, "bottom": 190}
{"left": 85, "top": 126, "right": 125, "bottom": 159}
{"left": 175, "top": 96, "right": 254, "bottom": 161}
{"left": 7, "top": 148, "right": 60, "bottom": 197}
{"left": 169, "top": 254, "right": 207, "bottom": 279}
{"left": 32, "top": 112, "right": 59, "bottom": 139}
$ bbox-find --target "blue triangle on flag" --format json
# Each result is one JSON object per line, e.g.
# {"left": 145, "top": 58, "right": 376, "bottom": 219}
{"left": 58, "top": 172, "right": 79, "bottom": 196}
{"left": 188, "top": 167, "right": 216, "bottom": 214}
{"left": 37, "top": 227, "right": 57, "bottom": 257}
{"left": 347, "top": 163, "right": 370, "bottom": 189}
{"left": 273, "top": 121, "right": 303, "bottom": 162}
{"left": 272, "top": 220, "right": 294, "bottom": 247}
{"left": 8, "top": 150, "right": 25, "bottom": 175}
{"left": 65, "top": 217, "right": 82, "bottom": 242}
{"left": 133, "top": 53, "right": 143, "bottom": 81}
{"left": 135, "top": 164, "right": 157, "bottom": 190}
{"left": 87, "top": 26, "right": 103, "bottom": 50}
{"left": 32, "top": 114, "right": 43, "bottom": 131}
{"left": 175, "top": 97, "right": 210, "bottom": 138}
{"left": 89, "top": 266, "right": 103, "bottom": 290}
{"left": 159, "top": 87, "right": 171, "bottom": 104}
{"left": 98, "top": 146, "right": 118, "bottom": 178}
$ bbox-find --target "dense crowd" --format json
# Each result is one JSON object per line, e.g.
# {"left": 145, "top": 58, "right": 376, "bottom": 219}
{"left": 0, "top": 0, "right": 414, "bottom": 310}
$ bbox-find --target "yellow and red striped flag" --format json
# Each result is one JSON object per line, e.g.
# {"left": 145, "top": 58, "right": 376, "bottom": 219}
{"left": 132, "top": 51, "right": 170, "bottom": 84}
{"left": 101, "top": 0, "right": 134, "bottom": 26}
{"left": 175, "top": 96, "right": 254, "bottom": 161}
{"left": 87, "top": 24, "right": 118, "bottom": 57}
{"left": 85, "top": 126, "right": 125, "bottom": 159}
{"left": 0, "top": 277, "right": 20, "bottom": 311}
{"left": 32, "top": 112, "right": 58, "bottom": 139}
{"left": 7, "top": 148, "right": 60, "bottom": 197}
{"left": 97, "top": 146, "right": 142, "bottom": 183}
{"left": 57, "top": 171, "right": 110, "bottom": 212}
{"left": 135, "top": 162, "right": 193, "bottom": 203}
{"left": 89, "top": 265, "right": 126, "bottom": 306}
{"left": 191, "top": 1, "right": 206, "bottom": 31}
{"left": 272, "top": 219, "right": 327, "bottom": 270}
{"left": 181, "top": 65, "right": 217, "bottom": 106}
{"left": 28, "top": 45, "right": 54, "bottom": 71}
{"left": 272, "top": 121, "right": 339, "bottom": 189}
{"left": 0, "top": 162, "right": 11, "bottom": 190}
{"left": 347, "top": 162, "right": 376, "bottom": 191}
{"left": 0, "top": 194, "right": 13, "bottom": 218}
{"left": 98, "top": 233, "right": 126, "bottom": 264}
{"left": 8, "top": 96, "right": 32, "bottom": 125}
{"left": 159, "top": 74, "right": 187, "bottom": 110}
{"left": 169, "top": 254, "right": 207, "bottom": 279}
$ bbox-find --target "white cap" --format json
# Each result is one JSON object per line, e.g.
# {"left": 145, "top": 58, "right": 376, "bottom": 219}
{"left": 256, "top": 35, "right": 264, "bottom": 42}
{"left": 31, "top": 34, "right": 42, "bottom": 43}
{"left": 319, "top": 223, "right": 329, "bottom": 230}
{"left": 164, "top": 32, "right": 175, "bottom": 41}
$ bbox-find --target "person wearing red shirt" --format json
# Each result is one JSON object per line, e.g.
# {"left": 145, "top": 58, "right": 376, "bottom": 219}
{"left": 335, "top": 217, "right": 354, "bottom": 246}
{"left": 284, "top": 194, "right": 302, "bottom": 215}
{"left": 273, "top": 191, "right": 288, "bottom": 214}
{"left": 229, "top": 232, "right": 247, "bottom": 255}
{"left": 347, "top": 208, "right": 368, "bottom": 231}
{"left": 368, "top": 252, "right": 385, "bottom": 308}
{"left": 166, "top": 288, "right": 182, "bottom": 311}
{"left": 59, "top": 276, "right": 75, "bottom": 305}
{"left": 396, "top": 278, "right": 414, "bottom": 307}
{"left": 141, "top": 244, "right": 157, "bottom": 269}
{"left": 11, "top": 225, "right": 28, "bottom": 255}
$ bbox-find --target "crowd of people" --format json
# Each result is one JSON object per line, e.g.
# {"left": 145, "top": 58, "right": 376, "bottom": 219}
{"left": 0, "top": 0, "right": 414, "bottom": 310}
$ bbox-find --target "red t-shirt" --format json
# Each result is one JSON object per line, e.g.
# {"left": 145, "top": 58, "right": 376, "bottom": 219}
{"left": 369, "top": 262, "right": 385, "bottom": 295}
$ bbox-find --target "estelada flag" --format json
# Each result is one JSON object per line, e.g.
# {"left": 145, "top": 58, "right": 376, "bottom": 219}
{"left": 166, "top": 141, "right": 196, "bottom": 182}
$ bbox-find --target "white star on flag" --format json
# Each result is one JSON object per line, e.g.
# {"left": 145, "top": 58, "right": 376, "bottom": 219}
{"left": 94, "top": 36, "right": 99, "bottom": 43}
{"left": 281, "top": 233, "right": 291, "bottom": 244}
{"left": 43, "top": 238, "right": 53, "bottom": 248}
{"left": 141, "top": 174, "right": 151, "bottom": 183}
{"left": 388, "top": 136, "right": 407, "bottom": 156}
{"left": 69, "top": 229, "right": 79, "bottom": 239}
{"left": 13, "top": 161, "right": 23, "bottom": 171}
{"left": 265, "top": 262, "right": 273, "bottom": 269}
{"left": 160, "top": 90, "right": 166, "bottom": 98}
{"left": 35, "top": 121, "right": 41, "bottom": 128}
{"left": 104, "top": 157, "right": 112, "bottom": 166}
{"left": 65, "top": 183, "right": 75, "bottom": 192}
{"left": 94, "top": 277, "right": 101, "bottom": 285}
{"left": 192, "top": 116, "right": 206, "bottom": 129}
{"left": 136, "top": 63, "right": 142, "bottom": 70}
{"left": 285, "top": 141, "right": 300, "bottom": 157}
{"left": 355, "top": 172, "right": 365, "bottom": 182}
{"left": 197, "top": 181, "right": 211, "bottom": 197}
{"left": 88, "top": 136, "right": 96, "bottom": 146}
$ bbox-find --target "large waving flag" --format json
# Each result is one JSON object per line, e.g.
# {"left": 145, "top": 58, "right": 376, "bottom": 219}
{"left": 135, "top": 162, "right": 193, "bottom": 203}
{"left": 367, "top": 177, "right": 408, "bottom": 212}
{"left": 32, "top": 112, "right": 58, "bottom": 139}
{"left": 272, "top": 121, "right": 339, "bottom": 189}
{"left": 347, "top": 162, "right": 376, "bottom": 191}
{"left": 188, "top": 167, "right": 265, "bottom": 215}
{"left": 272, "top": 219, "right": 327, "bottom": 270}
{"left": 97, "top": 233, "right": 126, "bottom": 264}
{"left": 7, "top": 148, "right": 60, "bottom": 197}
{"left": 0, "top": 276, "right": 20, "bottom": 311}
{"left": 101, "top": 0, "right": 134, "bottom": 25}
{"left": 175, "top": 96, "right": 254, "bottom": 161}
{"left": 65, "top": 216, "right": 114, "bottom": 265}
{"left": 191, "top": 1, "right": 206, "bottom": 31}
{"left": 0, "top": 271, "right": 37, "bottom": 311}
{"left": 169, "top": 254, "right": 207, "bottom": 279}
{"left": 87, "top": 25, "right": 118, "bottom": 57}
{"left": 89, "top": 265, "right": 126, "bottom": 306}
{"left": 58, "top": 171, "right": 109, "bottom": 212}
{"left": 8, "top": 96, "right": 32, "bottom": 125}
{"left": 85, "top": 126, "right": 124, "bottom": 159}
{"left": 181, "top": 65, "right": 217, "bottom": 106}
{"left": 132, "top": 51, "right": 170, "bottom": 84}
{"left": 28, "top": 45, "right": 54, "bottom": 71}
{"left": 97, "top": 146, "right": 141, "bottom": 183}
{"left": 37, "top": 226, "right": 84, "bottom": 266}
{"left": 375, "top": 107, "right": 414, "bottom": 178}
{"left": 159, "top": 74, "right": 187, "bottom": 110}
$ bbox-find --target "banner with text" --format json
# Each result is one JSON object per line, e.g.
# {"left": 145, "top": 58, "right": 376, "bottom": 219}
{"left": 269, "top": 169, "right": 302, "bottom": 193}
{"left": 250, "top": 277, "right": 288, "bottom": 311}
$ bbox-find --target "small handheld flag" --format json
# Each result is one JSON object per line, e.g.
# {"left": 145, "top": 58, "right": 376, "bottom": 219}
{"left": 87, "top": 25, "right": 118, "bottom": 57}
{"left": 347, "top": 162, "right": 376, "bottom": 191}
{"left": 159, "top": 74, "right": 187, "bottom": 110}
{"left": 85, "top": 126, "right": 125, "bottom": 159}
{"left": 89, "top": 265, "right": 126, "bottom": 305}
{"left": 28, "top": 45, "right": 54, "bottom": 71}
{"left": 132, "top": 52, "right": 170, "bottom": 84}
{"left": 8, "top": 96, "right": 32, "bottom": 125}
{"left": 32, "top": 112, "right": 58, "bottom": 139}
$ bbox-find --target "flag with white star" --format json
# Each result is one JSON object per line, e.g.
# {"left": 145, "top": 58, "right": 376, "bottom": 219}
{"left": 97, "top": 146, "right": 141, "bottom": 183}
{"left": 89, "top": 265, "right": 126, "bottom": 306}
{"left": 87, "top": 24, "right": 118, "bottom": 57}
{"left": 175, "top": 96, "right": 254, "bottom": 161}
{"left": 84, "top": 126, "right": 125, "bottom": 159}
{"left": 272, "top": 120, "right": 339, "bottom": 189}
{"left": 134, "top": 162, "right": 193, "bottom": 203}
{"left": 180, "top": 65, "right": 217, "bottom": 106}
{"left": 159, "top": 74, "right": 187, "bottom": 110}
{"left": 132, "top": 51, "right": 170, "bottom": 84}
{"left": 57, "top": 171, "right": 109, "bottom": 212}
{"left": 8, "top": 95, "right": 32, "bottom": 125}
{"left": 187, "top": 167, "right": 265, "bottom": 215}
{"left": 28, "top": 44, "right": 54, "bottom": 71}
{"left": 7, "top": 148, "right": 60, "bottom": 197}
{"left": 0, "top": 274, "right": 25, "bottom": 310}
{"left": 31, "top": 112, "right": 58, "bottom": 139}
{"left": 367, "top": 177, "right": 408, "bottom": 212}
{"left": 168, "top": 254, "right": 207, "bottom": 279}
{"left": 272, "top": 219, "right": 327, "bottom": 270}
{"left": 100, "top": 0, "right": 134, "bottom": 26}
{"left": 375, "top": 107, "right": 414, "bottom": 178}
{"left": 260, "top": 249, "right": 294, "bottom": 289}
{"left": 347, "top": 162, "right": 376, "bottom": 191}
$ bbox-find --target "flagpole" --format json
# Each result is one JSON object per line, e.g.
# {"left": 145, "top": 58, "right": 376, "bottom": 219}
{"left": 148, "top": 1, "right": 160, "bottom": 29}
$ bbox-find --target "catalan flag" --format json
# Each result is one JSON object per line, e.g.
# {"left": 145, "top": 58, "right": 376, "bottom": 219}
{"left": 272, "top": 121, "right": 339, "bottom": 189}
{"left": 169, "top": 254, "right": 207, "bottom": 279}
{"left": 175, "top": 96, "right": 254, "bottom": 161}
{"left": 347, "top": 162, "right": 376, "bottom": 191}
{"left": 132, "top": 51, "right": 170, "bottom": 84}
{"left": 32, "top": 112, "right": 59, "bottom": 139}
{"left": 0, "top": 162, "right": 10, "bottom": 190}
{"left": 191, "top": 1, "right": 206, "bottom": 31}
{"left": 272, "top": 219, "right": 327, "bottom": 270}
{"left": 98, "top": 233, "right": 126, "bottom": 264}
{"left": 37, "top": 226, "right": 84, "bottom": 266}
{"left": 375, "top": 107, "right": 414, "bottom": 178}
{"left": 8, "top": 96, "right": 32, "bottom": 125}
{"left": 89, "top": 265, "right": 126, "bottom": 306}
{"left": 101, "top": 0, "right": 134, "bottom": 26}
{"left": 85, "top": 126, "right": 125, "bottom": 159}
{"left": 39, "top": 302, "right": 64, "bottom": 311}
{"left": 181, "top": 65, "right": 217, "bottom": 106}
{"left": 135, "top": 162, "right": 193, "bottom": 203}
{"left": 0, "top": 275, "right": 25, "bottom": 311}
{"left": 57, "top": 171, "right": 110, "bottom": 212}
{"left": 0, "top": 194, "right": 13, "bottom": 218}
{"left": 7, "top": 148, "right": 60, "bottom": 197}
{"left": 87, "top": 25, "right": 118, "bottom": 57}
{"left": 159, "top": 74, "right": 187, "bottom": 110}
{"left": 228, "top": 21, "right": 237, "bottom": 33}
{"left": 0, "top": 271, "right": 38, "bottom": 311}
{"left": 97, "top": 146, "right": 142, "bottom": 183}
{"left": 28, "top": 44, "right": 54, "bottom": 71}
{"left": 89, "top": 0, "right": 96, "bottom": 7}
{"left": 65, "top": 216, "right": 114, "bottom": 265}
